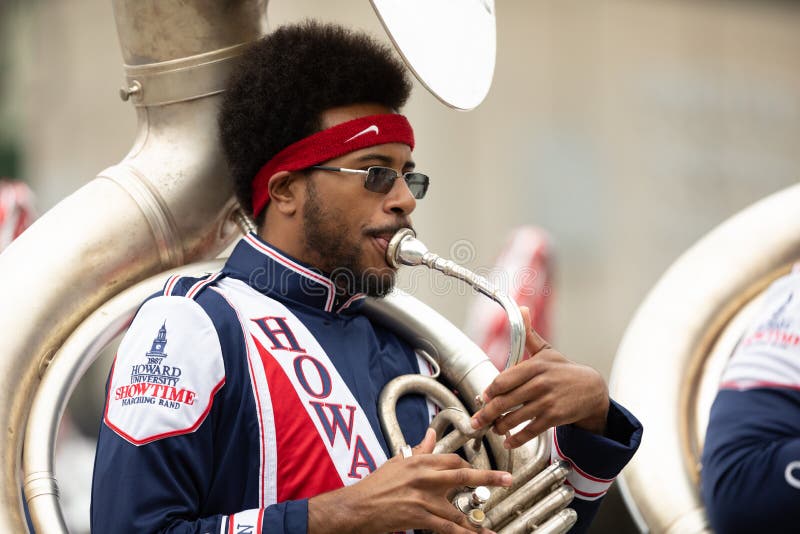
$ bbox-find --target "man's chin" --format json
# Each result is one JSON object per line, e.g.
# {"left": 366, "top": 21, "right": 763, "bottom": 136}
{"left": 328, "top": 264, "right": 396, "bottom": 297}
{"left": 360, "top": 268, "right": 396, "bottom": 298}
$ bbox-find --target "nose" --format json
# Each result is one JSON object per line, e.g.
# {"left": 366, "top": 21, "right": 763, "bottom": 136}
{"left": 383, "top": 174, "right": 417, "bottom": 216}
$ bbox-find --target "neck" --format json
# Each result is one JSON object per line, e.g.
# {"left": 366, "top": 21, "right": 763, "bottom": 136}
{"left": 258, "top": 210, "right": 312, "bottom": 268}
{"left": 254, "top": 227, "right": 360, "bottom": 299}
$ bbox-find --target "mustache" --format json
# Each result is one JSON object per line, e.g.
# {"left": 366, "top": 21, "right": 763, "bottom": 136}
{"left": 365, "top": 222, "right": 414, "bottom": 238}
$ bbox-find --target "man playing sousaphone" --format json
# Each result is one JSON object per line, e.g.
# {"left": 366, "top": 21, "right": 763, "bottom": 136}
{"left": 91, "top": 21, "right": 642, "bottom": 533}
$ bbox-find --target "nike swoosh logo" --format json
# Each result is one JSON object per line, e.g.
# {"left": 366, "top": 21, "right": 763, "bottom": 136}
{"left": 345, "top": 125, "right": 379, "bottom": 143}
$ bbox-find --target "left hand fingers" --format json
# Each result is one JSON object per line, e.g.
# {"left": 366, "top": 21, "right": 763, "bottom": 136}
{"left": 481, "top": 309, "right": 551, "bottom": 405}
{"left": 483, "top": 346, "right": 565, "bottom": 403}
{"left": 477, "top": 348, "right": 565, "bottom": 422}
{"left": 490, "top": 391, "right": 561, "bottom": 436}
{"left": 502, "top": 417, "right": 552, "bottom": 449}
{"left": 473, "top": 354, "right": 611, "bottom": 442}
{"left": 471, "top": 368, "right": 546, "bottom": 429}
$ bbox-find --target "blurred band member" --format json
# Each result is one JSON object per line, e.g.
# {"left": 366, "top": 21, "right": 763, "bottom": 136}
{"left": 702, "top": 265, "right": 800, "bottom": 533}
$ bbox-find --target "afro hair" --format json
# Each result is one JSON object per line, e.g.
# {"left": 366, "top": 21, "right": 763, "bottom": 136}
{"left": 218, "top": 20, "right": 413, "bottom": 224}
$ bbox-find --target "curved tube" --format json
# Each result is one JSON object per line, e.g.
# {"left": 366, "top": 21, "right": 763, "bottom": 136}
{"left": 525, "top": 508, "right": 578, "bottom": 534}
{"left": 430, "top": 408, "right": 492, "bottom": 470}
{"left": 378, "top": 373, "right": 466, "bottom": 455}
{"left": 386, "top": 228, "right": 526, "bottom": 369}
{"left": 485, "top": 461, "right": 570, "bottom": 530}
{"left": 365, "top": 290, "right": 538, "bottom": 474}
{"left": 610, "top": 183, "right": 800, "bottom": 533}
{"left": 497, "top": 486, "right": 574, "bottom": 534}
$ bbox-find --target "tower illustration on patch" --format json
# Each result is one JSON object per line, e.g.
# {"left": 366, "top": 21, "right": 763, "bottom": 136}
{"left": 116, "top": 322, "right": 197, "bottom": 410}
{"left": 130, "top": 322, "right": 182, "bottom": 386}
{"left": 764, "top": 293, "right": 793, "bottom": 331}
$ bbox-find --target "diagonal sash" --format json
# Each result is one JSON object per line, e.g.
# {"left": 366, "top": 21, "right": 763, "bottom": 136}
{"left": 216, "top": 278, "right": 388, "bottom": 492}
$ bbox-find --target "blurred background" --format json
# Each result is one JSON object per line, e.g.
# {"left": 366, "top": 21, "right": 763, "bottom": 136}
{"left": 2, "top": 0, "right": 799, "bottom": 532}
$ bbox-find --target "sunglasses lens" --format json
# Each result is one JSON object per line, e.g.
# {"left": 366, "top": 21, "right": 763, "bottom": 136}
{"left": 365, "top": 167, "right": 397, "bottom": 193}
{"left": 363, "top": 167, "right": 429, "bottom": 199}
{"left": 404, "top": 173, "right": 429, "bottom": 199}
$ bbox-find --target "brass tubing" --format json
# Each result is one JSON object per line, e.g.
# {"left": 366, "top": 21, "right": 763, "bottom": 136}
{"left": 379, "top": 374, "right": 465, "bottom": 455}
{"left": 484, "top": 461, "right": 570, "bottom": 530}
{"left": 496, "top": 486, "right": 574, "bottom": 534}
{"left": 527, "top": 508, "right": 578, "bottom": 534}
{"left": 386, "top": 228, "right": 526, "bottom": 370}
{"left": 485, "top": 430, "right": 552, "bottom": 511}
{"left": 429, "top": 408, "right": 465, "bottom": 441}
{"left": 430, "top": 408, "right": 491, "bottom": 470}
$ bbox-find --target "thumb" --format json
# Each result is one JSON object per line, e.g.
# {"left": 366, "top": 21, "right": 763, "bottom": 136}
{"left": 520, "top": 305, "right": 532, "bottom": 327}
{"left": 414, "top": 428, "right": 437, "bottom": 454}
{"left": 520, "top": 305, "right": 549, "bottom": 356}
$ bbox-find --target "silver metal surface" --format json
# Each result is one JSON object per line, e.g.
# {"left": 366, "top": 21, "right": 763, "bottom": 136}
{"left": 370, "top": 0, "right": 496, "bottom": 110}
{"left": 496, "top": 486, "right": 574, "bottom": 534}
{"left": 430, "top": 407, "right": 492, "bottom": 470}
{"left": 122, "top": 43, "right": 252, "bottom": 107}
{"left": 452, "top": 487, "right": 489, "bottom": 522}
{"left": 610, "top": 183, "right": 800, "bottom": 533}
{"left": 485, "top": 461, "right": 571, "bottom": 530}
{"left": 471, "top": 486, "right": 491, "bottom": 508}
{"left": 119, "top": 80, "right": 142, "bottom": 101}
{"left": 386, "top": 229, "right": 526, "bottom": 370}
{"left": 529, "top": 508, "right": 579, "bottom": 534}
{"left": 484, "top": 430, "right": 552, "bottom": 511}
{"left": 379, "top": 373, "right": 463, "bottom": 454}
{"left": 112, "top": 0, "right": 267, "bottom": 65}
{"left": 0, "top": 2, "right": 269, "bottom": 532}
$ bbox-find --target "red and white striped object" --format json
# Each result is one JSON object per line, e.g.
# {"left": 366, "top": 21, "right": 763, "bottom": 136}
{"left": 0, "top": 180, "right": 36, "bottom": 251}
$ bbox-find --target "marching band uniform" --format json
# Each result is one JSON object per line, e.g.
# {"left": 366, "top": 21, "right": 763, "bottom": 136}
{"left": 702, "top": 269, "right": 800, "bottom": 533}
{"left": 92, "top": 233, "right": 642, "bottom": 533}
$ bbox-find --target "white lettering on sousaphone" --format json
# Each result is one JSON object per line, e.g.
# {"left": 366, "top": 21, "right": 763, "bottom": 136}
{"left": 254, "top": 316, "right": 377, "bottom": 479}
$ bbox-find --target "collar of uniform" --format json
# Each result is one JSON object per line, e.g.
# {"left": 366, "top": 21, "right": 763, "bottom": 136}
{"left": 224, "top": 233, "right": 366, "bottom": 314}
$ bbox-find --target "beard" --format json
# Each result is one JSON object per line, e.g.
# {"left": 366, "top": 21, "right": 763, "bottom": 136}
{"left": 302, "top": 180, "right": 397, "bottom": 298}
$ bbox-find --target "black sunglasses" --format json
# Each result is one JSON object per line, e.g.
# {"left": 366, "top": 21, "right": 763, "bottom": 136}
{"left": 310, "top": 165, "right": 429, "bottom": 199}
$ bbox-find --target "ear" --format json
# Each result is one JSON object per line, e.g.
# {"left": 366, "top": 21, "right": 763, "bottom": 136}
{"left": 267, "top": 171, "right": 304, "bottom": 216}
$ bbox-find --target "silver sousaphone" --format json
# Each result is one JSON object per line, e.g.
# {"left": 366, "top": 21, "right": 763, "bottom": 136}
{"left": 610, "top": 184, "right": 800, "bottom": 533}
{"left": 4, "top": 1, "right": 574, "bottom": 532}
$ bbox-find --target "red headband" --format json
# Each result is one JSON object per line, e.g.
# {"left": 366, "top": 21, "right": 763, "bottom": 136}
{"left": 251, "top": 113, "right": 415, "bottom": 218}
